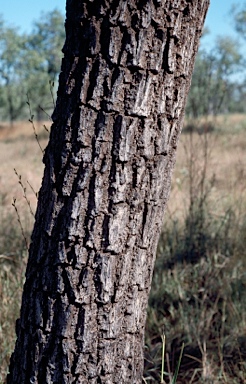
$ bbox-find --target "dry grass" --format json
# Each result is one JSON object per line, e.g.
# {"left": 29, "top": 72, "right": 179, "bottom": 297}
{"left": 168, "top": 116, "right": 246, "bottom": 266}
{"left": 0, "top": 120, "right": 50, "bottom": 383}
{"left": 145, "top": 114, "right": 246, "bottom": 383}
{"left": 0, "top": 121, "right": 49, "bottom": 221}
{"left": 0, "top": 256, "right": 26, "bottom": 384}
{"left": 169, "top": 114, "right": 246, "bottom": 218}
{"left": 0, "top": 115, "right": 246, "bottom": 382}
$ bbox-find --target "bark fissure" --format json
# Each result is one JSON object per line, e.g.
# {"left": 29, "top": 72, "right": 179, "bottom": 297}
{"left": 8, "top": 1, "right": 210, "bottom": 383}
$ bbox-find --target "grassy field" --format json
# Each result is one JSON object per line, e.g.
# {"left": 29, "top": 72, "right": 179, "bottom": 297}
{"left": 0, "top": 115, "right": 246, "bottom": 383}
{"left": 146, "top": 114, "right": 246, "bottom": 383}
{"left": 0, "top": 121, "right": 49, "bottom": 383}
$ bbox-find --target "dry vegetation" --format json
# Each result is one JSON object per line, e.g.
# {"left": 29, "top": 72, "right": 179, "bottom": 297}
{"left": 0, "top": 115, "right": 246, "bottom": 383}
{"left": 145, "top": 114, "right": 246, "bottom": 383}
{"left": 0, "top": 121, "right": 49, "bottom": 383}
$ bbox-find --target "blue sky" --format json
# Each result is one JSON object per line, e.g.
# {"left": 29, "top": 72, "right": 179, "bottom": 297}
{"left": 0, "top": 0, "right": 245, "bottom": 49}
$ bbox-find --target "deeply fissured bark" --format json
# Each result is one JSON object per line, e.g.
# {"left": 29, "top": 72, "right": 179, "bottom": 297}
{"left": 8, "top": 1, "right": 209, "bottom": 383}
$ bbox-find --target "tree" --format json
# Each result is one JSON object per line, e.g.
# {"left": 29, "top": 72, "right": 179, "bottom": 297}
{"left": 7, "top": 1, "right": 209, "bottom": 383}
{"left": 29, "top": 9, "right": 65, "bottom": 80}
{"left": 186, "top": 35, "right": 243, "bottom": 118}
{"left": 0, "top": 18, "right": 27, "bottom": 124}
{"left": 232, "top": 2, "right": 246, "bottom": 40}
{"left": 0, "top": 10, "right": 65, "bottom": 123}
{"left": 26, "top": 9, "right": 65, "bottom": 119}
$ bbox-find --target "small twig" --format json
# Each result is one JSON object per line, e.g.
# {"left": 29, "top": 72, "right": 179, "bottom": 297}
{"left": 14, "top": 168, "right": 35, "bottom": 217}
{"left": 12, "top": 198, "right": 29, "bottom": 252}
{"left": 26, "top": 180, "right": 38, "bottom": 199}
{"left": 49, "top": 79, "right": 56, "bottom": 108}
{"left": 26, "top": 94, "right": 44, "bottom": 154}
{"left": 43, "top": 123, "right": 50, "bottom": 133}
{"left": 38, "top": 105, "right": 52, "bottom": 121}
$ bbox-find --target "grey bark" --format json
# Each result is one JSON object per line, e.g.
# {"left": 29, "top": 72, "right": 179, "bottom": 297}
{"left": 7, "top": 1, "right": 209, "bottom": 383}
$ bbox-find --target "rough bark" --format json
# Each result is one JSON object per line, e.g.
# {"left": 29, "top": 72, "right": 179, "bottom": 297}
{"left": 7, "top": 1, "right": 209, "bottom": 383}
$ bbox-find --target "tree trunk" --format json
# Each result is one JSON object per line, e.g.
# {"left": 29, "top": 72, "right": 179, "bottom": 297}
{"left": 7, "top": 1, "right": 209, "bottom": 383}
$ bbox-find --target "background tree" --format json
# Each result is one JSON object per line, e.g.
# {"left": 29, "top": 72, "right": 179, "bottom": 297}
{"left": 1, "top": 6, "right": 246, "bottom": 125}
{"left": 0, "top": 18, "right": 27, "bottom": 124}
{"left": 0, "top": 10, "right": 65, "bottom": 122}
{"left": 232, "top": 2, "right": 246, "bottom": 39}
{"left": 26, "top": 9, "right": 65, "bottom": 119}
{"left": 29, "top": 9, "right": 65, "bottom": 80}
{"left": 186, "top": 35, "right": 243, "bottom": 118}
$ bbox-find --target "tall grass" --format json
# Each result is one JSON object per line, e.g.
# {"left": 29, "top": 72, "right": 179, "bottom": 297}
{"left": 144, "top": 119, "right": 246, "bottom": 383}
{"left": 0, "top": 205, "right": 29, "bottom": 383}
{"left": 0, "top": 119, "right": 45, "bottom": 383}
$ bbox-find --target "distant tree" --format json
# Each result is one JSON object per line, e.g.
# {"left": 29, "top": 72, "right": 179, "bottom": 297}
{"left": 0, "top": 18, "right": 27, "bottom": 124}
{"left": 186, "top": 35, "right": 243, "bottom": 118}
{"left": 0, "top": 10, "right": 65, "bottom": 123}
{"left": 232, "top": 2, "right": 246, "bottom": 39}
{"left": 26, "top": 9, "right": 65, "bottom": 119}
{"left": 7, "top": 1, "right": 209, "bottom": 383}
{"left": 29, "top": 9, "right": 65, "bottom": 80}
